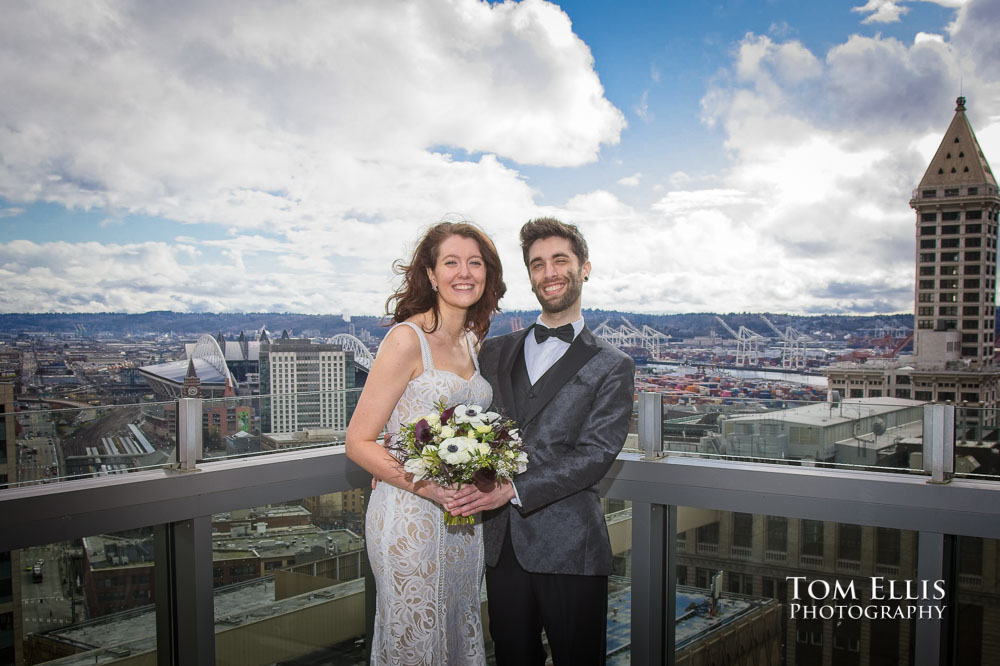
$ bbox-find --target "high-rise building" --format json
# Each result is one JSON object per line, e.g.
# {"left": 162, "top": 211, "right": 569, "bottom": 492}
{"left": 259, "top": 338, "right": 356, "bottom": 434}
{"left": 910, "top": 96, "right": 999, "bottom": 368}
{"left": 826, "top": 97, "right": 1000, "bottom": 409}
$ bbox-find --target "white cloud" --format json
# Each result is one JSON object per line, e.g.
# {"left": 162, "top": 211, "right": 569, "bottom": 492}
{"left": 0, "top": 0, "right": 626, "bottom": 313}
{"left": 0, "top": 207, "right": 24, "bottom": 219}
{"left": 1, "top": 0, "right": 997, "bottom": 317}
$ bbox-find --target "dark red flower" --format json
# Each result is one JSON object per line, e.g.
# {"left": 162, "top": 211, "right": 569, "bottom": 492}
{"left": 440, "top": 406, "right": 456, "bottom": 422}
{"left": 473, "top": 467, "right": 497, "bottom": 492}
{"left": 413, "top": 419, "right": 432, "bottom": 451}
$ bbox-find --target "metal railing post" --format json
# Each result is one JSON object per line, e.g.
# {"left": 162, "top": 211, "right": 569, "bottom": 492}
{"left": 923, "top": 404, "right": 954, "bottom": 484}
{"left": 155, "top": 517, "right": 215, "bottom": 665}
{"left": 631, "top": 502, "right": 675, "bottom": 665}
{"left": 177, "top": 397, "right": 203, "bottom": 471}
{"left": 638, "top": 391, "right": 664, "bottom": 460}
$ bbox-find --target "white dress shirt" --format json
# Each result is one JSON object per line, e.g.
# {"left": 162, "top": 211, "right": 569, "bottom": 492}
{"left": 523, "top": 316, "right": 585, "bottom": 384}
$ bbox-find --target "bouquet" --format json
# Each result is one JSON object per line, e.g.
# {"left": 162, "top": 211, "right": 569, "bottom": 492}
{"left": 394, "top": 401, "right": 526, "bottom": 525}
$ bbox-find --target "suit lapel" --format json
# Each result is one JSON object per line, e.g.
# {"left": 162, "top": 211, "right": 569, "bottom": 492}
{"left": 519, "top": 326, "right": 600, "bottom": 428}
{"left": 497, "top": 327, "right": 531, "bottom": 418}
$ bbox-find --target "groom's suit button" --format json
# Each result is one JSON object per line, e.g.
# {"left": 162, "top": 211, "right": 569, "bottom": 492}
{"left": 528, "top": 392, "right": 536, "bottom": 399}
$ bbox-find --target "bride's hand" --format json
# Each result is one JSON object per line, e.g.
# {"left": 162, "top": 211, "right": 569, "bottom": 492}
{"left": 415, "top": 481, "right": 457, "bottom": 506}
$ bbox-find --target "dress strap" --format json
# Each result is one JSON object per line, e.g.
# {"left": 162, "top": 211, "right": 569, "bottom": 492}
{"left": 466, "top": 331, "right": 480, "bottom": 373}
{"left": 395, "top": 321, "right": 434, "bottom": 371}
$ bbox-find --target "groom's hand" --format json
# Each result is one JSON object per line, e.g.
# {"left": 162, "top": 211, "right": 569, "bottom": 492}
{"left": 446, "top": 481, "right": 515, "bottom": 516}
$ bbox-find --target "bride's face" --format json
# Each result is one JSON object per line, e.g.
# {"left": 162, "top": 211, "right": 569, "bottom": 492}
{"left": 426, "top": 234, "right": 487, "bottom": 310}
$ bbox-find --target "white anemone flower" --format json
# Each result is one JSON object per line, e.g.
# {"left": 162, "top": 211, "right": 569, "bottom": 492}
{"left": 404, "top": 457, "right": 430, "bottom": 481}
{"left": 453, "top": 404, "right": 485, "bottom": 425}
{"left": 439, "top": 436, "right": 475, "bottom": 465}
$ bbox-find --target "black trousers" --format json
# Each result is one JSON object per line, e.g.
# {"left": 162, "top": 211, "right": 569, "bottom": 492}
{"left": 485, "top": 528, "right": 609, "bottom": 665}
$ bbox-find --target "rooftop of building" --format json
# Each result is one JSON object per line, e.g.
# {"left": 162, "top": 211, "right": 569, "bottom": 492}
{"left": 725, "top": 396, "right": 925, "bottom": 428}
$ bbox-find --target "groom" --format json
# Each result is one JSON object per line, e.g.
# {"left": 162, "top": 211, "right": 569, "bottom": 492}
{"left": 448, "top": 217, "right": 635, "bottom": 665}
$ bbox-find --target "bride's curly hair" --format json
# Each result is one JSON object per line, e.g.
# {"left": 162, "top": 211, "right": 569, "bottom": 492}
{"left": 386, "top": 221, "right": 506, "bottom": 340}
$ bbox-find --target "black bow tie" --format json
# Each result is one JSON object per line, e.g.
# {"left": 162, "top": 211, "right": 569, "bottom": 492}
{"left": 533, "top": 323, "right": 575, "bottom": 344}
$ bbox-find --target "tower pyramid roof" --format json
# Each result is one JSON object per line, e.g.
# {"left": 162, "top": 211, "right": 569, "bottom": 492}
{"left": 917, "top": 97, "right": 996, "bottom": 191}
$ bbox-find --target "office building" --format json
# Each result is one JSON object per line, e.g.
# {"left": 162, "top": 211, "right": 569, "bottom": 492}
{"left": 825, "top": 97, "right": 1000, "bottom": 411}
{"left": 259, "top": 337, "right": 356, "bottom": 435}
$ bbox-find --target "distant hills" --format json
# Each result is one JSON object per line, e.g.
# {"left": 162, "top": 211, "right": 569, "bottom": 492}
{"left": 0, "top": 310, "right": 914, "bottom": 341}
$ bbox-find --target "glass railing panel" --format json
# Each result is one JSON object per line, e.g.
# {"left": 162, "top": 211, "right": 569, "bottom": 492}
{"left": 14, "top": 529, "right": 157, "bottom": 664}
{"left": 201, "top": 389, "right": 362, "bottom": 461}
{"left": 953, "top": 406, "right": 1000, "bottom": 480}
{"left": 648, "top": 391, "right": 933, "bottom": 474}
{"left": 671, "top": 510, "right": 918, "bottom": 665}
{"left": 11, "top": 401, "right": 176, "bottom": 487}
{"left": 212, "top": 495, "right": 368, "bottom": 665}
{"left": 604, "top": 498, "right": 631, "bottom": 665}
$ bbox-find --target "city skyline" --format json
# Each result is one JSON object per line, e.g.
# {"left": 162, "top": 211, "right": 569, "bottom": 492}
{"left": 1, "top": 0, "right": 998, "bottom": 317}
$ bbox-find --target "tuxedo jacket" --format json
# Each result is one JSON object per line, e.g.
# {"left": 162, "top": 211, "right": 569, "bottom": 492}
{"left": 478, "top": 326, "right": 635, "bottom": 576}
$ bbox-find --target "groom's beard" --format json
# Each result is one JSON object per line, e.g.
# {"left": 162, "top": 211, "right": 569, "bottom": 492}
{"left": 531, "top": 267, "right": 585, "bottom": 315}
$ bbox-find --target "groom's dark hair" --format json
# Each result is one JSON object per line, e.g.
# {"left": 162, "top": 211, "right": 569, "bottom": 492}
{"left": 519, "top": 217, "right": 589, "bottom": 267}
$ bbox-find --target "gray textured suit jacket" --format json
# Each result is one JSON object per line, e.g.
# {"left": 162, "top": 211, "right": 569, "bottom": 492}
{"left": 479, "top": 326, "right": 635, "bottom": 576}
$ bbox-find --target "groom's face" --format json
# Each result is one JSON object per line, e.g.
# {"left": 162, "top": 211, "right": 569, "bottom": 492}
{"left": 526, "top": 236, "right": 591, "bottom": 315}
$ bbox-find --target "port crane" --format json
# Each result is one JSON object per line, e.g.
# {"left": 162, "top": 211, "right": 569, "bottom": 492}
{"left": 592, "top": 317, "right": 671, "bottom": 359}
{"left": 713, "top": 316, "right": 764, "bottom": 367}
{"left": 759, "top": 314, "right": 810, "bottom": 370}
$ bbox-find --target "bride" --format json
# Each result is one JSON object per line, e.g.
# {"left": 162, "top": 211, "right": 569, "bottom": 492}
{"left": 346, "top": 221, "right": 507, "bottom": 665}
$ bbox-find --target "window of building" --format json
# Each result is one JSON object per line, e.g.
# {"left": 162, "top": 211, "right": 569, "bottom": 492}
{"left": 921, "top": 213, "right": 938, "bottom": 223}
{"left": 917, "top": 293, "right": 934, "bottom": 303}
{"left": 938, "top": 306, "right": 957, "bottom": 316}
{"left": 963, "top": 320, "right": 980, "bottom": 329}
{"left": 697, "top": 521, "right": 719, "bottom": 546}
{"left": 963, "top": 333, "right": 979, "bottom": 342}
{"left": 923, "top": 189, "right": 937, "bottom": 198}
{"left": 939, "top": 391, "right": 956, "bottom": 402}
{"left": 965, "top": 265, "right": 981, "bottom": 275}
{"left": 939, "top": 319, "right": 958, "bottom": 330}
{"left": 964, "top": 278, "right": 981, "bottom": 289}
{"left": 968, "top": 187, "right": 978, "bottom": 195}
{"left": 914, "top": 390, "right": 933, "bottom": 400}
{"left": 944, "top": 188, "right": 960, "bottom": 197}
{"left": 920, "top": 239, "right": 937, "bottom": 248}
{"left": 838, "top": 524, "right": 862, "bottom": 561}
{"left": 918, "top": 320, "right": 934, "bottom": 329}
{"left": 966, "top": 210, "right": 982, "bottom": 220}
{"left": 766, "top": 516, "right": 788, "bottom": 553}
{"left": 941, "top": 265, "right": 959, "bottom": 276}
{"left": 919, "top": 280, "right": 935, "bottom": 289}
{"left": 801, "top": 520, "right": 824, "bottom": 558}
{"left": 875, "top": 527, "right": 901, "bottom": 566}
{"left": 964, "top": 292, "right": 980, "bottom": 302}
{"left": 941, "top": 237, "right": 961, "bottom": 248}
{"left": 919, "top": 266, "right": 936, "bottom": 276}
{"left": 963, "top": 306, "right": 980, "bottom": 316}
{"left": 732, "top": 513, "right": 753, "bottom": 549}
{"left": 939, "top": 279, "right": 959, "bottom": 289}
{"left": 727, "top": 572, "right": 754, "bottom": 595}
{"left": 961, "top": 392, "right": 980, "bottom": 403}
{"left": 958, "top": 536, "right": 983, "bottom": 576}
{"left": 940, "top": 252, "right": 960, "bottom": 262}
{"left": 965, "top": 250, "right": 981, "bottom": 261}
{"left": 918, "top": 307, "right": 934, "bottom": 316}
{"left": 966, "top": 223, "right": 982, "bottom": 233}
{"left": 919, "top": 253, "right": 935, "bottom": 262}
{"left": 941, "top": 224, "right": 960, "bottom": 234}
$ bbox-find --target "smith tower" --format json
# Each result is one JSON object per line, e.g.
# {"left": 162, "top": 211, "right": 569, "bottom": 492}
{"left": 910, "top": 96, "right": 1000, "bottom": 368}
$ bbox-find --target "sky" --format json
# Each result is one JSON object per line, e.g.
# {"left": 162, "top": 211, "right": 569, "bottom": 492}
{"left": 1, "top": 0, "right": 998, "bottom": 317}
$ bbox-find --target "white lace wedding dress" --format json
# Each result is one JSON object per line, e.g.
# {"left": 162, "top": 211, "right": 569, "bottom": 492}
{"left": 366, "top": 322, "right": 490, "bottom": 665}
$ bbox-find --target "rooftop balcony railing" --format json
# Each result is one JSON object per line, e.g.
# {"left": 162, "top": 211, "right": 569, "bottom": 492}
{"left": 2, "top": 391, "right": 1000, "bottom": 665}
